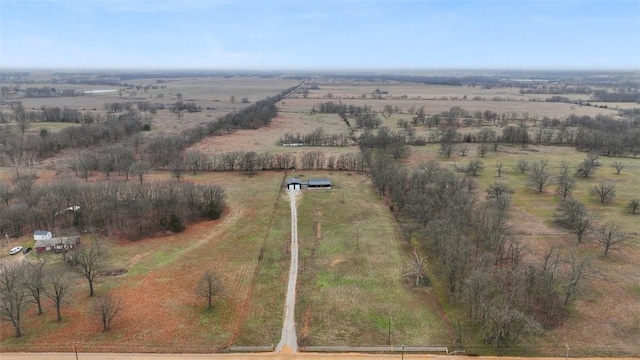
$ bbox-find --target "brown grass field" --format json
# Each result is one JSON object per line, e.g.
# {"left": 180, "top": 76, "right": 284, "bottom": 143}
{"left": 1, "top": 76, "right": 639, "bottom": 356}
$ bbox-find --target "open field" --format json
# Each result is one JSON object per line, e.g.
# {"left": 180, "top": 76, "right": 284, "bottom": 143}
{"left": 294, "top": 172, "right": 451, "bottom": 347}
{"left": 1, "top": 73, "right": 639, "bottom": 356}
{"left": 0, "top": 169, "right": 452, "bottom": 352}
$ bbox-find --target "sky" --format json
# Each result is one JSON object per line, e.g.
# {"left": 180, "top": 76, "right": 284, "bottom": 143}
{"left": 1, "top": 0, "right": 639, "bottom": 71}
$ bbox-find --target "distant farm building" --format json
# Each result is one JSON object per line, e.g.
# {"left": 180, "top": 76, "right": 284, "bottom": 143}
{"left": 307, "top": 178, "right": 332, "bottom": 189}
{"left": 286, "top": 177, "right": 305, "bottom": 190}
{"left": 34, "top": 236, "right": 80, "bottom": 254}
{"left": 33, "top": 231, "right": 53, "bottom": 241}
{"left": 285, "top": 177, "right": 332, "bottom": 190}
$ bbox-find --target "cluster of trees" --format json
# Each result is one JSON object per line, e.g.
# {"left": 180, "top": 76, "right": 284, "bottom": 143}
{"left": 104, "top": 101, "right": 164, "bottom": 114}
{"left": 592, "top": 90, "right": 639, "bottom": 102}
{"left": 0, "top": 177, "right": 225, "bottom": 240}
{"left": 411, "top": 111, "right": 640, "bottom": 158}
{"left": 0, "top": 106, "right": 89, "bottom": 124}
{"left": 0, "top": 110, "right": 148, "bottom": 166}
{"left": 169, "top": 101, "right": 201, "bottom": 114}
{"left": 369, "top": 157, "right": 596, "bottom": 348}
{"left": 0, "top": 239, "right": 121, "bottom": 338}
{"left": 279, "top": 127, "right": 351, "bottom": 146}
{"left": 359, "top": 127, "right": 411, "bottom": 159}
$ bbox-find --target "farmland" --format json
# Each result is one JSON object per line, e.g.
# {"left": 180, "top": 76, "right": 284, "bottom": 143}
{"left": 1, "top": 71, "right": 639, "bottom": 356}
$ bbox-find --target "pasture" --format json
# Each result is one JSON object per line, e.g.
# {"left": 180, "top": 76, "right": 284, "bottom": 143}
{"left": 1, "top": 73, "right": 639, "bottom": 355}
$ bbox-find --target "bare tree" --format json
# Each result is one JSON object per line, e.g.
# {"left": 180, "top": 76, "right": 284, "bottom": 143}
{"left": 240, "top": 151, "right": 258, "bottom": 172}
{"left": 466, "top": 159, "right": 485, "bottom": 176}
{"left": 196, "top": 270, "right": 223, "bottom": 309}
{"left": 458, "top": 144, "right": 469, "bottom": 157}
{"left": 576, "top": 153, "right": 600, "bottom": 178}
{"left": 485, "top": 182, "right": 515, "bottom": 200}
{"left": 185, "top": 150, "right": 207, "bottom": 175}
{"left": 0, "top": 182, "right": 13, "bottom": 206}
{"left": 440, "top": 142, "right": 456, "bottom": 158}
{"left": 169, "top": 159, "right": 186, "bottom": 181}
{"left": 0, "top": 263, "right": 28, "bottom": 337}
{"left": 45, "top": 266, "right": 69, "bottom": 321}
{"left": 129, "top": 161, "right": 150, "bottom": 184}
{"left": 495, "top": 160, "right": 504, "bottom": 177}
{"left": 589, "top": 182, "right": 616, "bottom": 204}
{"left": 528, "top": 160, "right": 552, "bottom": 193}
{"left": 515, "top": 159, "right": 529, "bottom": 174}
{"left": 72, "top": 238, "right": 107, "bottom": 297}
{"left": 477, "top": 143, "right": 489, "bottom": 158}
{"left": 628, "top": 199, "right": 640, "bottom": 214}
{"left": 562, "top": 250, "right": 591, "bottom": 306}
{"left": 595, "top": 222, "right": 627, "bottom": 257}
{"left": 24, "top": 257, "right": 48, "bottom": 315}
{"left": 555, "top": 199, "right": 596, "bottom": 243}
{"left": 611, "top": 161, "right": 624, "bottom": 175}
{"left": 404, "top": 248, "right": 428, "bottom": 286}
{"left": 93, "top": 294, "right": 122, "bottom": 331}
{"left": 554, "top": 174, "right": 576, "bottom": 200}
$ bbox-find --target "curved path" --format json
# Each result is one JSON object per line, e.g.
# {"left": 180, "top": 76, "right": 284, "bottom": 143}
{"left": 275, "top": 189, "right": 300, "bottom": 353}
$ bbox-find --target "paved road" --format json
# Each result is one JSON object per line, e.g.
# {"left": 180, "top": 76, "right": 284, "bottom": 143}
{"left": 275, "top": 189, "right": 300, "bottom": 353}
{"left": 3, "top": 353, "right": 636, "bottom": 360}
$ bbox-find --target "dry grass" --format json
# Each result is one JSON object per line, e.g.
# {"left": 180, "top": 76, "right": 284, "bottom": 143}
{"left": 1, "top": 77, "right": 639, "bottom": 355}
{"left": 0, "top": 171, "right": 290, "bottom": 352}
{"left": 294, "top": 171, "right": 451, "bottom": 347}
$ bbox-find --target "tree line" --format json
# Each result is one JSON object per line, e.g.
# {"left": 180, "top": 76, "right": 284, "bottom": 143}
{"left": 279, "top": 127, "right": 351, "bottom": 146}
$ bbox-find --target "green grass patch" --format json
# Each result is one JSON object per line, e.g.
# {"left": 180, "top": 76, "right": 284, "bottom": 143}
{"left": 295, "top": 172, "right": 450, "bottom": 346}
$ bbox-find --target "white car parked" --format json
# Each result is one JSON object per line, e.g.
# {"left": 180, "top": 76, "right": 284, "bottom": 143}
{"left": 9, "top": 246, "right": 23, "bottom": 255}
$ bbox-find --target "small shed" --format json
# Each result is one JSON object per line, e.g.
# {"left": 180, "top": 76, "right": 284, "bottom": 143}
{"left": 34, "top": 236, "right": 80, "bottom": 254}
{"left": 33, "top": 231, "right": 53, "bottom": 241}
{"left": 286, "top": 177, "right": 305, "bottom": 190}
{"left": 308, "top": 178, "right": 331, "bottom": 189}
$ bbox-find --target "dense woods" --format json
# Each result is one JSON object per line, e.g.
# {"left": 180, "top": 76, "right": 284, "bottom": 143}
{"left": 368, "top": 156, "right": 593, "bottom": 348}
{"left": 0, "top": 177, "right": 225, "bottom": 240}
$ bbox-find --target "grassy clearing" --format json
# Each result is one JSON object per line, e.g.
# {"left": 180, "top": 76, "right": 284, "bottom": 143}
{"left": 295, "top": 171, "right": 451, "bottom": 346}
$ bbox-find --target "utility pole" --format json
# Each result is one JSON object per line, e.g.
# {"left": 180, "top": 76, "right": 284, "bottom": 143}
{"left": 387, "top": 311, "right": 391, "bottom": 345}
{"left": 74, "top": 341, "right": 79, "bottom": 360}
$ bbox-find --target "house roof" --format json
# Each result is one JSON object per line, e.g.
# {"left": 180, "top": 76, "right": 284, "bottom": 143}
{"left": 34, "top": 230, "right": 51, "bottom": 235}
{"left": 34, "top": 236, "right": 79, "bottom": 248}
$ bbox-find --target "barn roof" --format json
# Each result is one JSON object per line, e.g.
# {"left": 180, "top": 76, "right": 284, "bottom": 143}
{"left": 308, "top": 178, "right": 331, "bottom": 186}
{"left": 286, "top": 177, "right": 305, "bottom": 185}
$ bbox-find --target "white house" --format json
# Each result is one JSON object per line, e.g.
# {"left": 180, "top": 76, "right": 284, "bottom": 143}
{"left": 33, "top": 231, "right": 53, "bottom": 241}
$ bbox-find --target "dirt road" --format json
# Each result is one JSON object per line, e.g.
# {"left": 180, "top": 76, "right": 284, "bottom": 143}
{"left": 275, "top": 189, "right": 300, "bottom": 353}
